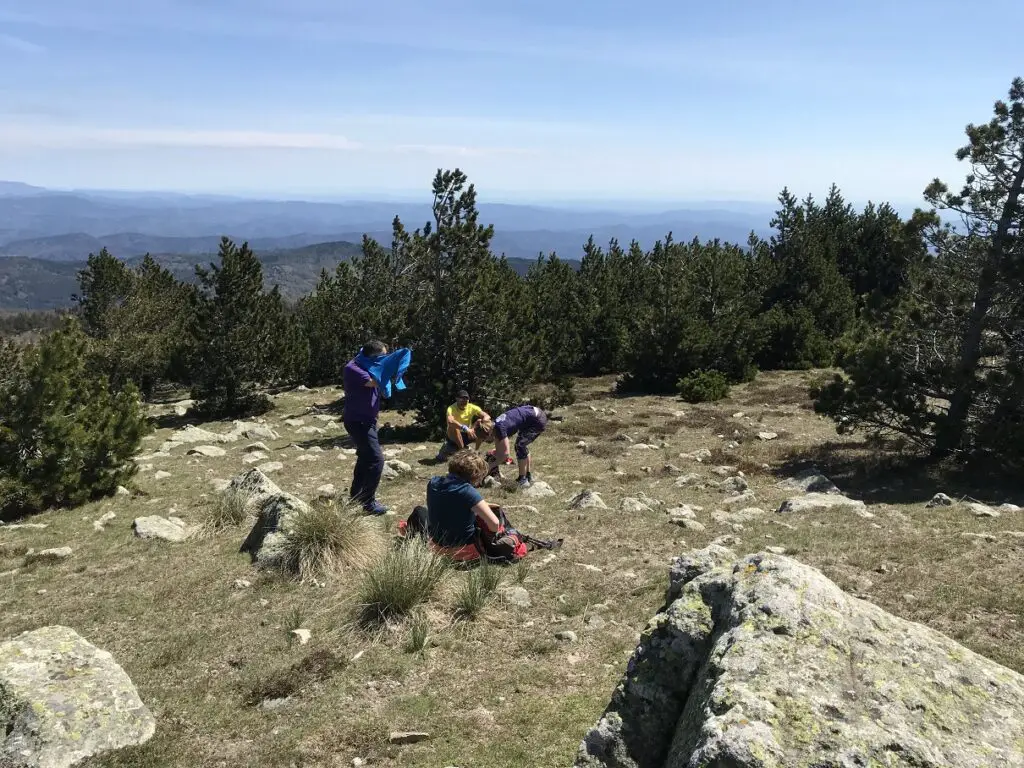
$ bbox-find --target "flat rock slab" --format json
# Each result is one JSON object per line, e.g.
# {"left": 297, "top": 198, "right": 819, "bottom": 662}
{"left": 575, "top": 546, "right": 1024, "bottom": 768}
{"left": 132, "top": 515, "right": 189, "bottom": 542}
{"left": 186, "top": 445, "right": 227, "bottom": 458}
{"left": 777, "top": 491, "right": 870, "bottom": 517}
{"left": 0, "top": 625, "right": 155, "bottom": 767}
{"left": 521, "top": 481, "right": 556, "bottom": 499}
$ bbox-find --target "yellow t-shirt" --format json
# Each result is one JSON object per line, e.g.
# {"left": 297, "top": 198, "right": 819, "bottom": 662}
{"left": 447, "top": 402, "right": 483, "bottom": 428}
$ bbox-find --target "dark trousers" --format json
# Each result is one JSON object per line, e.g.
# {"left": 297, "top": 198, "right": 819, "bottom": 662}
{"left": 344, "top": 420, "right": 383, "bottom": 506}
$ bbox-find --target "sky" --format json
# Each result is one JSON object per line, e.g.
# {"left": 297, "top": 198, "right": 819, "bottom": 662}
{"left": 0, "top": 0, "right": 1020, "bottom": 205}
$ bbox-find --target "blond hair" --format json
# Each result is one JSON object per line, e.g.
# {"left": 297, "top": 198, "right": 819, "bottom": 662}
{"left": 448, "top": 449, "right": 488, "bottom": 484}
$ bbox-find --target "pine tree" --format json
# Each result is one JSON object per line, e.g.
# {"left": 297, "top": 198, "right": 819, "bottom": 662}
{"left": 524, "top": 254, "right": 585, "bottom": 377}
{"left": 0, "top": 319, "right": 149, "bottom": 517}
{"left": 191, "top": 237, "right": 306, "bottom": 416}
{"left": 401, "top": 170, "right": 534, "bottom": 431}
{"left": 74, "top": 248, "right": 133, "bottom": 339}
{"left": 815, "top": 77, "right": 1024, "bottom": 468}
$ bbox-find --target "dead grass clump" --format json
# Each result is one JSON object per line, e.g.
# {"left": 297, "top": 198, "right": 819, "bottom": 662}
{"left": 199, "top": 489, "right": 249, "bottom": 533}
{"left": 585, "top": 443, "right": 624, "bottom": 459}
{"left": 454, "top": 563, "right": 502, "bottom": 620}
{"left": 706, "top": 447, "right": 771, "bottom": 476}
{"left": 243, "top": 648, "right": 346, "bottom": 706}
{"left": 357, "top": 538, "right": 450, "bottom": 625}
{"left": 564, "top": 414, "right": 629, "bottom": 438}
{"left": 281, "top": 499, "right": 387, "bottom": 580}
{"left": 677, "top": 410, "right": 718, "bottom": 429}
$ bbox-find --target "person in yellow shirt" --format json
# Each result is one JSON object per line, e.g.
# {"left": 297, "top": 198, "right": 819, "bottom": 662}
{"left": 436, "top": 390, "right": 491, "bottom": 461}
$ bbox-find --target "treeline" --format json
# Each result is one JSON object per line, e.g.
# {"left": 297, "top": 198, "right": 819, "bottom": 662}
{"left": 2, "top": 77, "right": 1022, "bottom": 518}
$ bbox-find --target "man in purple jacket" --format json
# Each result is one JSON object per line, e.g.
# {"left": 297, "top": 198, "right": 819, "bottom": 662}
{"left": 343, "top": 340, "right": 388, "bottom": 514}
{"left": 487, "top": 404, "right": 547, "bottom": 489}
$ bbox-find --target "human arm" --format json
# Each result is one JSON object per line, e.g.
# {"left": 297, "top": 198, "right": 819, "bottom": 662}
{"left": 493, "top": 435, "right": 511, "bottom": 465}
{"left": 471, "top": 499, "right": 501, "bottom": 533}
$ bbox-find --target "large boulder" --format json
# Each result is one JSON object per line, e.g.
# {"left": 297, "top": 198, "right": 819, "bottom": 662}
{"left": 234, "top": 469, "right": 310, "bottom": 570}
{"left": 0, "top": 626, "right": 155, "bottom": 767}
{"left": 575, "top": 547, "right": 1024, "bottom": 768}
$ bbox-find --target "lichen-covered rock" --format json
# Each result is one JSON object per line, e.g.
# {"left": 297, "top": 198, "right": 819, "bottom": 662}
{"left": 235, "top": 469, "right": 310, "bottom": 571}
{"left": 777, "top": 492, "right": 870, "bottom": 516}
{"left": 575, "top": 547, "right": 1024, "bottom": 768}
{"left": 619, "top": 498, "right": 652, "bottom": 514}
{"left": 569, "top": 490, "right": 608, "bottom": 510}
{"left": 228, "top": 421, "right": 279, "bottom": 441}
{"left": 186, "top": 445, "right": 227, "bottom": 458}
{"left": 0, "top": 626, "right": 155, "bottom": 767}
{"left": 776, "top": 466, "right": 840, "bottom": 495}
{"left": 132, "top": 516, "right": 189, "bottom": 542}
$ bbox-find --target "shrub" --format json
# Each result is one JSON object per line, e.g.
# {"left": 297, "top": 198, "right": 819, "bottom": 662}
{"left": 0, "top": 320, "right": 149, "bottom": 518}
{"left": 453, "top": 563, "right": 502, "bottom": 620}
{"left": 677, "top": 369, "right": 731, "bottom": 403}
{"left": 281, "top": 500, "right": 386, "bottom": 581}
{"left": 357, "top": 538, "right": 449, "bottom": 625}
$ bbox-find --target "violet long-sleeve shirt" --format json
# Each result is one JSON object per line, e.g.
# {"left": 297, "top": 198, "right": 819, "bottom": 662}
{"left": 342, "top": 359, "right": 380, "bottom": 423}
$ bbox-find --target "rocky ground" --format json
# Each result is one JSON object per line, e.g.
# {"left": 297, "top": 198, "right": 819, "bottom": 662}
{"left": 1, "top": 371, "right": 1022, "bottom": 767}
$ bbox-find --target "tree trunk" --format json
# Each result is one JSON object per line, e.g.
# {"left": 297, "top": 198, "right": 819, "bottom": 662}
{"left": 933, "top": 154, "right": 1024, "bottom": 457}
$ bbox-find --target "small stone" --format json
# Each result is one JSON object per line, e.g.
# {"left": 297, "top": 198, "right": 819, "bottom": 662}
{"left": 284, "top": 418, "right": 306, "bottom": 427}
{"left": 132, "top": 516, "right": 189, "bottom": 542}
{"left": 732, "top": 412, "right": 745, "bottom": 419}
{"left": 26, "top": 546, "right": 73, "bottom": 563}
{"left": 927, "top": 493, "right": 954, "bottom": 508}
{"left": 233, "top": 579, "right": 252, "bottom": 589}
{"left": 619, "top": 497, "right": 652, "bottom": 514}
{"left": 612, "top": 434, "right": 634, "bottom": 443}
{"left": 153, "top": 470, "right": 172, "bottom": 480}
{"left": 766, "top": 546, "right": 786, "bottom": 555}
{"left": 998, "top": 503, "right": 1021, "bottom": 512}
{"left": 296, "top": 454, "right": 319, "bottom": 463}
{"left": 115, "top": 486, "right": 131, "bottom": 497}
{"left": 187, "top": 445, "right": 227, "bottom": 458}
{"left": 577, "top": 440, "right": 588, "bottom": 449}
{"left": 569, "top": 490, "right": 608, "bottom": 510}
{"left": 297, "top": 426, "right": 325, "bottom": 435}
{"left": 291, "top": 629, "right": 312, "bottom": 645}
{"left": 387, "top": 460, "right": 413, "bottom": 474}
{"left": 259, "top": 697, "right": 292, "bottom": 711}
{"left": 967, "top": 502, "right": 1000, "bottom": 518}
{"left": 675, "top": 473, "right": 703, "bottom": 487}
{"left": 554, "top": 630, "right": 578, "bottom": 643}
{"left": 757, "top": 431, "right": 779, "bottom": 441}
{"left": 353, "top": 759, "right": 365, "bottom": 768}
{"left": 316, "top": 484, "right": 336, "bottom": 496}
{"left": 718, "top": 476, "right": 748, "bottom": 494}
{"left": 245, "top": 442, "right": 270, "bottom": 453}
{"left": 389, "top": 731, "right": 430, "bottom": 745}
{"left": 576, "top": 563, "right": 603, "bottom": 573}
{"left": 711, "top": 465, "right": 738, "bottom": 477}
{"left": 244, "top": 452, "right": 269, "bottom": 464}
{"left": 522, "top": 480, "right": 556, "bottom": 498}
{"left": 257, "top": 462, "right": 284, "bottom": 474}
{"left": 584, "top": 615, "right": 606, "bottom": 630}
{"left": 502, "top": 586, "right": 531, "bottom": 608}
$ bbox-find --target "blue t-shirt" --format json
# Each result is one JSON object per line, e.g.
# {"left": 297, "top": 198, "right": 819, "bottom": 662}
{"left": 343, "top": 359, "right": 379, "bottom": 424}
{"left": 426, "top": 474, "right": 484, "bottom": 547}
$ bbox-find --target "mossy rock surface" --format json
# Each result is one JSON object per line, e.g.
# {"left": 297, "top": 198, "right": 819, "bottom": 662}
{"left": 0, "top": 625, "right": 155, "bottom": 768}
{"left": 576, "top": 547, "right": 1024, "bottom": 768}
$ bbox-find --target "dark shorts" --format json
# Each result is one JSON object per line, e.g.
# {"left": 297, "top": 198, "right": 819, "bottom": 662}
{"left": 514, "top": 416, "right": 546, "bottom": 460}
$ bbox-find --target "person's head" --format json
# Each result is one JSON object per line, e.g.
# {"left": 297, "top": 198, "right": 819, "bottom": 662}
{"left": 448, "top": 449, "right": 488, "bottom": 486}
{"left": 473, "top": 417, "right": 493, "bottom": 441}
{"left": 455, "top": 389, "right": 470, "bottom": 408}
{"left": 361, "top": 340, "right": 387, "bottom": 357}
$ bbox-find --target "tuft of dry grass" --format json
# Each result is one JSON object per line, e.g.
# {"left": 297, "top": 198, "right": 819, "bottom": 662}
{"left": 242, "top": 648, "right": 346, "bottom": 706}
{"left": 404, "top": 610, "right": 431, "bottom": 654}
{"left": 454, "top": 563, "right": 503, "bottom": 620}
{"left": 281, "top": 499, "right": 387, "bottom": 580}
{"left": 198, "top": 489, "right": 249, "bottom": 533}
{"left": 356, "top": 538, "right": 450, "bottom": 625}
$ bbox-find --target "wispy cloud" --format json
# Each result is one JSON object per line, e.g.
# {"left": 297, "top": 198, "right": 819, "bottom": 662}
{"left": 0, "top": 122, "right": 537, "bottom": 158}
{"left": 0, "top": 32, "right": 45, "bottom": 54}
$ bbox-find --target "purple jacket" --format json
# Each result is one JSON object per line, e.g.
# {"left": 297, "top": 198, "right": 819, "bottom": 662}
{"left": 343, "top": 359, "right": 379, "bottom": 423}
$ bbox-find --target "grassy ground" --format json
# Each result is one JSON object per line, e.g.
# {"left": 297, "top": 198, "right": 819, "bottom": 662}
{"left": 2, "top": 370, "right": 1023, "bottom": 767}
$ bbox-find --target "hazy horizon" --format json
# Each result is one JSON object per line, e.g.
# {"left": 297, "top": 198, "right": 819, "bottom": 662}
{"left": 2, "top": 1, "right": 1020, "bottom": 202}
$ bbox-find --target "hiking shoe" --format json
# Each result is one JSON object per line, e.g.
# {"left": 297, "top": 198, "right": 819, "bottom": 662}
{"left": 363, "top": 500, "right": 389, "bottom": 515}
{"left": 516, "top": 476, "right": 532, "bottom": 490}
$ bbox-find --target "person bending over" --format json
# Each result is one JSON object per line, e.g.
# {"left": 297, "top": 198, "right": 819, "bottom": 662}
{"left": 436, "top": 390, "right": 491, "bottom": 461}
{"left": 425, "top": 450, "right": 502, "bottom": 563}
{"left": 488, "top": 404, "right": 547, "bottom": 489}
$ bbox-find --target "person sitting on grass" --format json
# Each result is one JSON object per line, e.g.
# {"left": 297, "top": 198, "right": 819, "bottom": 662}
{"left": 424, "top": 450, "right": 502, "bottom": 563}
{"left": 435, "top": 390, "right": 491, "bottom": 461}
{"left": 487, "top": 404, "right": 547, "bottom": 489}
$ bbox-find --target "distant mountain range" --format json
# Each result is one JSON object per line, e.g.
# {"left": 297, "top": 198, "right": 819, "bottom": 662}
{"left": 0, "top": 181, "right": 777, "bottom": 311}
